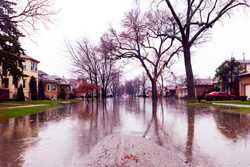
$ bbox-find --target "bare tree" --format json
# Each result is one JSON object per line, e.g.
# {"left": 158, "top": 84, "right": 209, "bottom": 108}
{"left": 124, "top": 78, "right": 141, "bottom": 97}
{"left": 110, "top": 70, "right": 122, "bottom": 97}
{"left": 141, "top": 73, "right": 148, "bottom": 97}
{"left": 67, "top": 39, "right": 100, "bottom": 97}
{"left": 109, "top": 9, "right": 181, "bottom": 100}
{"left": 157, "top": 0, "right": 249, "bottom": 99}
{"left": 97, "top": 34, "right": 119, "bottom": 98}
{"left": 11, "top": 0, "right": 54, "bottom": 32}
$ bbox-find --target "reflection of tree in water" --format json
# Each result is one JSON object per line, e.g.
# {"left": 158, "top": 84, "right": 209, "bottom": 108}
{"left": 213, "top": 112, "right": 250, "bottom": 140}
{"left": 143, "top": 100, "right": 168, "bottom": 146}
{"left": 0, "top": 115, "right": 40, "bottom": 167}
{"left": 185, "top": 108, "right": 195, "bottom": 164}
{"left": 76, "top": 99, "right": 121, "bottom": 154}
{"left": 0, "top": 104, "right": 79, "bottom": 167}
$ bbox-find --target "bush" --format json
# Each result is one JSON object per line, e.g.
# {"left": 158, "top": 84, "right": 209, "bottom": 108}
{"left": 59, "top": 87, "right": 66, "bottom": 100}
{"left": 29, "top": 76, "right": 38, "bottom": 100}
{"left": 16, "top": 85, "right": 25, "bottom": 101}
{"left": 38, "top": 80, "right": 45, "bottom": 99}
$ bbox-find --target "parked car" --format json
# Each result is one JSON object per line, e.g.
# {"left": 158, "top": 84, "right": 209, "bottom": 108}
{"left": 205, "top": 91, "right": 236, "bottom": 101}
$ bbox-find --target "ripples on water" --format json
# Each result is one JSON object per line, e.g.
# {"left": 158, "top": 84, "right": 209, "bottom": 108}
{"left": 0, "top": 98, "right": 250, "bottom": 167}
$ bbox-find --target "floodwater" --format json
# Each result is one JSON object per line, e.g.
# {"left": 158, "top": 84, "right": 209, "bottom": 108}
{"left": 0, "top": 98, "right": 250, "bottom": 167}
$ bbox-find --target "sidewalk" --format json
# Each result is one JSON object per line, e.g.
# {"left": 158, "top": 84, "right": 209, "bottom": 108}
{"left": 213, "top": 103, "right": 250, "bottom": 108}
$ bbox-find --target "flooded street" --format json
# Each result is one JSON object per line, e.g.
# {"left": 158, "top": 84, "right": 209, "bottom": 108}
{"left": 1, "top": 98, "right": 250, "bottom": 167}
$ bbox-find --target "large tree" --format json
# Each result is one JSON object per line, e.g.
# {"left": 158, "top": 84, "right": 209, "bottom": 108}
{"left": 159, "top": 0, "right": 249, "bottom": 99}
{"left": 29, "top": 76, "right": 37, "bottom": 100}
{"left": 215, "top": 57, "right": 242, "bottom": 94}
{"left": 108, "top": 9, "right": 181, "bottom": 100}
{"left": 0, "top": 1, "right": 24, "bottom": 84}
{"left": 0, "top": 0, "right": 53, "bottom": 83}
{"left": 98, "top": 34, "right": 118, "bottom": 98}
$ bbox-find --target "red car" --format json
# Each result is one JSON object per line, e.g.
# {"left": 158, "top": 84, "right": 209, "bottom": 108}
{"left": 205, "top": 91, "right": 236, "bottom": 101}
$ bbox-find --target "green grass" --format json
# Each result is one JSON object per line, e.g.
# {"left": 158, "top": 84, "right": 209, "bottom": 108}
{"left": 187, "top": 100, "right": 250, "bottom": 114}
{"left": 0, "top": 99, "right": 81, "bottom": 118}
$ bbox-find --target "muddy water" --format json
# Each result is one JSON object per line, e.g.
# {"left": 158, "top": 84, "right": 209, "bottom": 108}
{"left": 0, "top": 99, "right": 250, "bottom": 167}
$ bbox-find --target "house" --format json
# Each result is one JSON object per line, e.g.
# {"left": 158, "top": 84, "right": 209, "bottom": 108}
{"left": 176, "top": 85, "right": 188, "bottom": 99}
{"left": 176, "top": 78, "right": 214, "bottom": 99}
{"left": 0, "top": 55, "right": 39, "bottom": 99}
{"left": 194, "top": 79, "right": 214, "bottom": 97}
{"left": 70, "top": 79, "right": 97, "bottom": 98}
{"left": 56, "top": 77, "right": 71, "bottom": 99}
{"left": 38, "top": 71, "right": 71, "bottom": 99}
{"left": 239, "top": 60, "right": 250, "bottom": 99}
{"left": 165, "top": 85, "right": 176, "bottom": 97}
{"left": 215, "top": 59, "right": 250, "bottom": 96}
{"left": 38, "top": 71, "right": 58, "bottom": 99}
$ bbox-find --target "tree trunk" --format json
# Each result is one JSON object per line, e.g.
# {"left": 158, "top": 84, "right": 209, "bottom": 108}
{"left": 183, "top": 46, "right": 195, "bottom": 99}
{"left": 185, "top": 108, "right": 195, "bottom": 163}
{"left": 151, "top": 80, "right": 158, "bottom": 100}
{"left": 101, "top": 88, "right": 107, "bottom": 99}
{"left": 95, "top": 79, "right": 99, "bottom": 98}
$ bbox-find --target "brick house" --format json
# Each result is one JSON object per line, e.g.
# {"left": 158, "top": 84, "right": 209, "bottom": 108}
{"left": 215, "top": 59, "right": 250, "bottom": 96}
{"left": 38, "top": 71, "right": 71, "bottom": 99}
{"left": 239, "top": 60, "right": 250, "bottom": 99}
{"left": 38, "top": 71, "right": 58, "bottom": 99}
{"left": 0, "top": 55, "right": 39, "bottom": 99}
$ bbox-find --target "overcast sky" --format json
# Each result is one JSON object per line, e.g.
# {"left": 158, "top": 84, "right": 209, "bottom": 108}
{"left": 21, "top": 0, "right": 250, "bottom": 80}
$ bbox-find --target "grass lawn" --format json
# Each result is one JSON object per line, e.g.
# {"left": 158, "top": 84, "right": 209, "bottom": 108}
{"left": 0, "top": 99, "right": 81, "bottom": 118}
{"left": 187, "top": 100, "right": 250, "bottom": 114}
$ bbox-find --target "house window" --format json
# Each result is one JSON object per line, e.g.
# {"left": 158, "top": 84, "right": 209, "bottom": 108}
{"left": 31, "top": 62, "right": 37, "bottom": 71}
{"left": 48, "top": 84, "right": 56, "bottom": 91}
{"left": 48, "top": 84, "right": 51, "bottom": 91}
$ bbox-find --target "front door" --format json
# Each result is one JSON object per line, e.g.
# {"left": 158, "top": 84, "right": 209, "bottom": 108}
{"left": 245, "top": 85, "right": 250, "bottom": 99}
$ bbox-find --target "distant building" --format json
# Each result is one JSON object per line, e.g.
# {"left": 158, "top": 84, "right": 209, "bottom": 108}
{"left": 176, "top": 78, "right": 214, "bottom": 99}
{"left": 38, "top": 71, "right": 58, "bottom": 99}
{"left": 38, "top": 71, "right": 71, "bottom": 99}
{"left": 215, "top": 59, "right": 250, "bottom": 96}
{"left": 0, "top": 55, "right": 39, "bottom": 99}
{"left": 239, "top": 60, "right": 250, "bottom": 99}
{"left": 165, "top": 85, "right": 176, "bottom": 97}
{"left": 70, "top": 79, "right": 97, "bottom": 98}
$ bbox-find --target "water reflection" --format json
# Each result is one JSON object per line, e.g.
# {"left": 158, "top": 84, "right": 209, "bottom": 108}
{"left": 214, "top": 112, "right": 250, "bottom": 140}
{"left": 185, "top": 108, "right": 195, "bottom": 164}
{"left": 0, "top": 99, "right": 250, "bottom": 167}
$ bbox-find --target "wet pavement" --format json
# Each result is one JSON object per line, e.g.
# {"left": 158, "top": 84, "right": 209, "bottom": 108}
{"left": 0, "top": 98, "right": 250, "bottom": 167}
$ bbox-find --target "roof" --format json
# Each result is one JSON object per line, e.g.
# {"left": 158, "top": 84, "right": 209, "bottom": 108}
{"left": 195, "top": 79, "right": 213, "bottom": 86}
{"left": 239, "top": 72, "right": 250, "bottom": 77}
{"left": 21, "top": 54, "right": 40, "bottom": 63}
{"left": 237, "top": 60, "right": 250, "bottom": 64}
{"left": 176, "top": 78, "right": 213, "bottom": 89}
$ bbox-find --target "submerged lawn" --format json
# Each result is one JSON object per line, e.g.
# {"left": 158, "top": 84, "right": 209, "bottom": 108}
{"left": 187, "top": 100, "right": 250, "bottom": 114}
{"left": 0, "top": 100, "right": 81, "bottom": 118}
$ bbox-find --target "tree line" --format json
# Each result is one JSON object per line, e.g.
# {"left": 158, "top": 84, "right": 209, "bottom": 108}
{"left": 69, "top": 0, "right": 249, "bottom": 100}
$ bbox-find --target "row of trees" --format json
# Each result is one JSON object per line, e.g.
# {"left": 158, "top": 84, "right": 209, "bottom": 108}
{"left": 67, "top": 37, "right": 121, "bottom": 98}
{"left": 70, "top": 0, "right": 249, "bottom": 100}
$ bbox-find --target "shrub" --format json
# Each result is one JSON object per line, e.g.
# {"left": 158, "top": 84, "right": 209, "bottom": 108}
{"left": 29, "top": 76, "right": 38, "bottom": 100}
{"left": 59, "top": 87, "right": 66, "bottom": 100}
{"left": 16, "top": 85, "right": 25, "bottom": 101}
{"left": 38, "top": 80, "right": 45, "bottom": 99}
